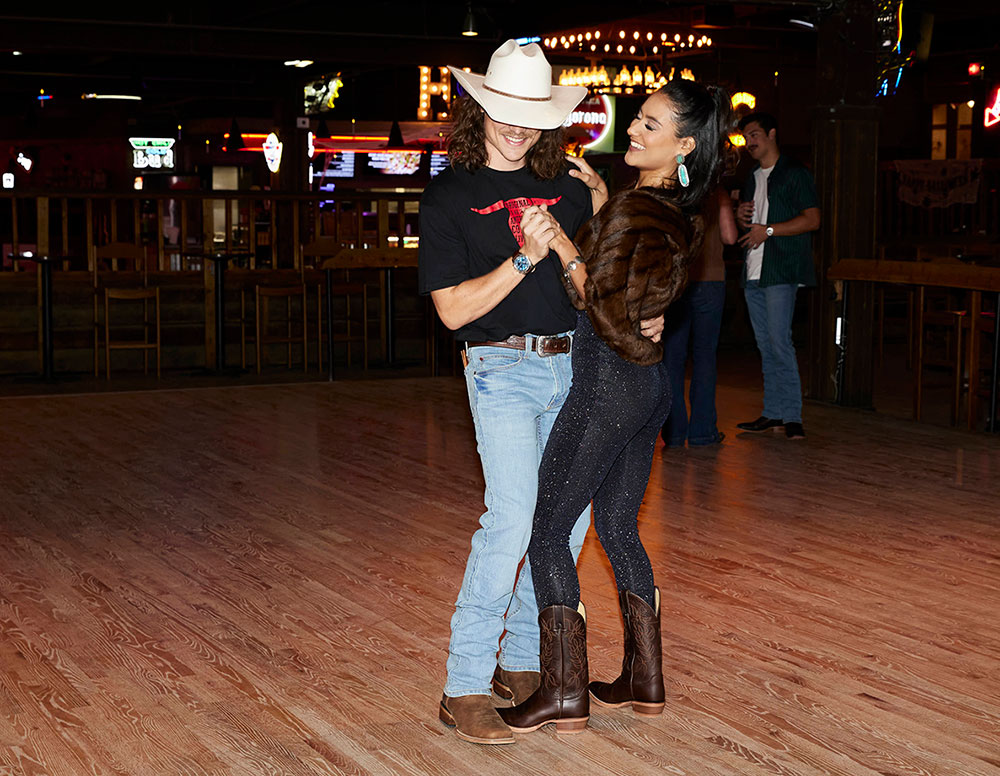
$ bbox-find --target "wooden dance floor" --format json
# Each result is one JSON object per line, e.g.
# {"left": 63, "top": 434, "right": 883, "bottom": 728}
{"left": 1, "top": 378, "right": 998, "bottom": 776}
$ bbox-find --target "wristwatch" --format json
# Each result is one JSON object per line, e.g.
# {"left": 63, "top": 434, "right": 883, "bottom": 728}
{"left": 565, "top": 258, "right": 580, "bottom": 273}
{"left": 765, "top": 226, "right": 774, "bottom": 237}
{"left": 512, "top": 252, "right": 536, "bottom": 275}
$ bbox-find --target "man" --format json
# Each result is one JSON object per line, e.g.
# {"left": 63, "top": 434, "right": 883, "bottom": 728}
{"left": 418, "top": 40, "right": 660, "bottom": 745}
{"left": 735, "top": 112, "right": 821, "bottom": 440}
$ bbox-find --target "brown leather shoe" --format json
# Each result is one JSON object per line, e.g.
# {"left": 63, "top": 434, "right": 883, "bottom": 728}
{"left": 439, "top": 694, "right": 515, "bottom": 745}
{"left": 492, "top": 666, "right": 541, "bottom": 706}
{"left": 497, "top": 603, "right": 589, "bottom": 734}
{"left": 589, "top": 588, "right": 665, "bottom": 716}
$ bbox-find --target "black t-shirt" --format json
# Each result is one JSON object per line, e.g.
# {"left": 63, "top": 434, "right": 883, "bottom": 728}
{"left": 418, "top": 164, "right": 592, "bottom": 342}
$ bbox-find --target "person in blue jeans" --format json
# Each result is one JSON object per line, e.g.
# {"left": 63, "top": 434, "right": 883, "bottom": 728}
{"left": 734, "top": 112, "right": 821, "bottom": 440}
{"left": 662, "top": 186, "right": 737, "bottom": 447}
{"left": 418, "top": 40, "right": 663, "bottom": 745}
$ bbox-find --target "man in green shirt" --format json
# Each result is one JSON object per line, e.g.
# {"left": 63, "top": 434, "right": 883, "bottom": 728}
{"left": 735, "top": 112, "right": 821, "bottom": 440}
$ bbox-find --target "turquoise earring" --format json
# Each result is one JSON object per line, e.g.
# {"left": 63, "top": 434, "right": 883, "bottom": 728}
{"left": 676, "top": 154, "right": 690, "bottom": 188}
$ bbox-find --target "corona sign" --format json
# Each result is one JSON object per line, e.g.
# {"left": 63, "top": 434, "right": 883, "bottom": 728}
{"left": 564, "top": 94, "right": 614, "bottom": 151}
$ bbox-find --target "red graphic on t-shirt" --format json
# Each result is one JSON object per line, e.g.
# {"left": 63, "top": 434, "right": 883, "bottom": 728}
{"left": 471, "top": 196, "right": 562, "bottom": 245}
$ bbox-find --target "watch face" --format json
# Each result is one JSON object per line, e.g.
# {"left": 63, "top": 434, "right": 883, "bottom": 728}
{"left": 765, "top": 226, "right": 774, "bottom": 237}
{"left": 513, "top": 253, "right": 533, "bottom": 274}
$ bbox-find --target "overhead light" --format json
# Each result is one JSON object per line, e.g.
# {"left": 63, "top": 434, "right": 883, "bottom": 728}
{"left": 82, "top": 93, "right": 142, "bottom": 101}
{"left": 789, "top": 18, "right": 815, "bottom": 29}
{"left": 12, "top": 50, "right": 22, "bottom": 56}
{"left": 462, "top": 4, "right": 478, "bottom": 37}
{"left": 284, "top": 59, "right": 314, "bottom": 68}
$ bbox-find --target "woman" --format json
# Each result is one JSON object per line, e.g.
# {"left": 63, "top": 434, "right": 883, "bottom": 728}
{"left": 498, "top": 80, "right": 733, "bottom": 734}
{"left": 661, "top": 185, "right": 739, "bottom": 447}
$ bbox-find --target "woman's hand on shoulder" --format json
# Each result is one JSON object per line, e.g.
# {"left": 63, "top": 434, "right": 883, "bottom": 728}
{"left": 566, "top": 155, "right": 609, "bottom": 214}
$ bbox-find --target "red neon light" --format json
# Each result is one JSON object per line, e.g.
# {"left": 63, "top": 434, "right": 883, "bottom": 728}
{"left": 986, "top": 90, "right": 1000, "bottom": 128}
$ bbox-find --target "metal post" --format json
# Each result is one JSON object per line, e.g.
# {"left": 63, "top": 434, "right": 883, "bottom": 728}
{"left": 385, "top": 267, "right": 395, "bottom": 366}
{"left": 325, "top": 268, "right": 335, "bottom": 381}
{"left": 40, "top": 257, "right": 54, "bottom": 380}
{"left": 990, "top": 291, "right": 1000, "bottom": 433}
{"left": 213, "top": 255, "right": 226, "bottom": 372}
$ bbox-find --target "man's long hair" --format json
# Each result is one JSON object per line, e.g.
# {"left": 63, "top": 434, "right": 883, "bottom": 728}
{"left": 447, "top": 96, "right": 567, "bottom": 180}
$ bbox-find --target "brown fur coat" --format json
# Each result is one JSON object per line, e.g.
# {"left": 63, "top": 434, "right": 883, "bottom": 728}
{"left": 564, "top": 188, "right": 704, "bottom": 366}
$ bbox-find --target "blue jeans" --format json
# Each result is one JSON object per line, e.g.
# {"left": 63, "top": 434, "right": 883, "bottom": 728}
{"left": 445, "top": 336, "right": 592, "bottom": 697}
{"left": 662, "top": 281, "right": 726, "bottom": 446}
{"left": 744, "top": 280, "right": 802, "bottom": 424}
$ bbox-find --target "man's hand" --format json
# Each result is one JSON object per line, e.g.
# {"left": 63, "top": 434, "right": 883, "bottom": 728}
{"left": 640, "top": 315, "right": 665, "bottom": 343}
{"left": 566, "top": 155, "right": 609, "bottom": 214}
{"left": 736, "top": 201, "right": 754, "bottom": 230}
{"left": 520, "top": 205, "right": 558, "bottom": 262}
{"left": 738, "top": 223, "right": 769, "bottom": 251}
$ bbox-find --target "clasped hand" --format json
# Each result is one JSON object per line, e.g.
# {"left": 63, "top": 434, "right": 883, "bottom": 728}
{"left": 517, "top": 206, "right": 663, "bottom": 343}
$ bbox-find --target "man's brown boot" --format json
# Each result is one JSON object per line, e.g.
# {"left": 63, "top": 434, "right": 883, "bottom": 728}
{"left": 439, "top": 694, "right": 515, "bottom": 745}
{"left": 491, "top": 667, "right": 541, "bottom": 706}
{"left": 497, "top": 603, "right": 589, "bottom": 734}
{"left": 588, "top": 588, "right": 665, "bottom": 715}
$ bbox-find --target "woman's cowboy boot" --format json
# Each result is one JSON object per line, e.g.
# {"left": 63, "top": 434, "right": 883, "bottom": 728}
{"left": 497, "top": 603, "right": 589, "bottom": 734}
{"left": 588, "top": 588, "right": 665, "bottom": 715}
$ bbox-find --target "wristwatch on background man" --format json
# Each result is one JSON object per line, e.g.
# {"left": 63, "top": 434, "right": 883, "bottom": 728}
{"left": 512, "top": 252, "right": 536, "bottom": 275}
{"left": 765, "top": 226, "right": 774, "bottom": 237}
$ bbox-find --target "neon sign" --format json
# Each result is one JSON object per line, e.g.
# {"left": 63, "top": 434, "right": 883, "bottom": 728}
{"left": 985, "top": 89, "right": 1000, "bottom": 128}
{"left": 129, "top": 137, "right": 175, "bottom": 169}
{"left": 563, "top": 94, "right": 613, "bottom": 150}
{"left": 262, "top": 133, "right": 283, "bottom": 172}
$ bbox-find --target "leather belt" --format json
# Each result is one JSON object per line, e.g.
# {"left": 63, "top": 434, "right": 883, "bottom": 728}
{"left": 465, "top": 333, "right": 571, "bottom": 357}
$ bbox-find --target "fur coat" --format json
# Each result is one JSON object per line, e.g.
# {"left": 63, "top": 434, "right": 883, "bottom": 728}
{"left": 564, "top": 187, "right": 704, "bottom": 366}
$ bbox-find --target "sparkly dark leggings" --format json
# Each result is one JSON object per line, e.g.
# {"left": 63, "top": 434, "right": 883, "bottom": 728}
{"left": 528, "top": 311, "right": 671, "bottom": 611}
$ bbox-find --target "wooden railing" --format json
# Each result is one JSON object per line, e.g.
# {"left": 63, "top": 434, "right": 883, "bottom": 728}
{"left": 0, "top": 190, "right": 427, "bottom": 376}
{"left": 1, "top": 190, "right": 423, "bottom": 273}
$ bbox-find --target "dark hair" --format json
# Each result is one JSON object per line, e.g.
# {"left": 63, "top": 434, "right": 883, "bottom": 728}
{"left": 738, "top": 112, "right": 777, "bottom": 134}
{"left": 651, "top": 80, "right": 735, "bottom": 213}
{"left": 446, "top": 96, "right": 568, "bottom": 180}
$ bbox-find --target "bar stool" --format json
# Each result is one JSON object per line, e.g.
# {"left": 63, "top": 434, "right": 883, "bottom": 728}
{"left": 316, "top": 281, "right": 371, "bottom": 371}
{"left": 104, "top": 287, "right": 161, "bottom": 378}
{"left": 255, "top": 284, "right": 307, "bottom": 373}
{"left": 94, "top": 241, "right": 155, "bottom": 377}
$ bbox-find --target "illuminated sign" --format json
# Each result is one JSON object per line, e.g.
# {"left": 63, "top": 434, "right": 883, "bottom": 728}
{"left": 262, "top": 133, "right": 283, "bottom": 173}
{"left": 304, "top": 74, "right": 343, "bottom": 114}
{"left": 367, "top": 151, "right": 421, "bottom": 175}
{"left": 307, "top": 131, "right": 315, "bottom": 159}
{"left": 731, "top": 92, "right": 757, "bottom": 110}
{"left": 986, "top": 89, "right": 1000, "bottom": 128}
{"left": 129, "top": 137, "right": 175, "bottom": 169}
{"left": 16, "top": 153, "right": 32, "bottom": 172}
{"left": 419, "top": 66, "right": 451, "bottom": 120}
{"left": 2, "top": 173, "right": 13, "bottom": 189}
{"left": 564, "top": 94, "right": 613, "bottom": 150}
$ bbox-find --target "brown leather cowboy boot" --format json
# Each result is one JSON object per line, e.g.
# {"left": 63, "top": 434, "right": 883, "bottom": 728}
{"left": 492, "top": 666, "right": 541, "bottom": 706}
{"left": 497, "top": 603, "right": 589, "bottom": 734}
{"left": 439, "top": 694, "right": 515, "bottom": 745}
{"left": 588, "top": 588, "right": 664, "bottom": 715}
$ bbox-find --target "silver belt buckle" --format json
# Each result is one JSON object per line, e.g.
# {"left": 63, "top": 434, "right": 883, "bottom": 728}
{"left": 535, "top": 334, "right": 569, "bottom": 357}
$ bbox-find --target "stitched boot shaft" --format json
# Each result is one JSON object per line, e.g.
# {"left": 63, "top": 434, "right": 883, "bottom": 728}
{"left": 497, "top": 605, "right": 590, "bottom": 734}
{"left": 589, "top": 589, "right": 665, "bottom": 714}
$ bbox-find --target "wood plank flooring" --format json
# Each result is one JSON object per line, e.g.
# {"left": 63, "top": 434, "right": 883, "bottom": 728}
{"left": 0, "top": 378, "right": 998, "bottom": 775}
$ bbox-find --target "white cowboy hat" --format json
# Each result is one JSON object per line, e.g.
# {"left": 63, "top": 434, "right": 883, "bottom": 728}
{"left": 449, "top": 40, "right": 587, "bottom": 130}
